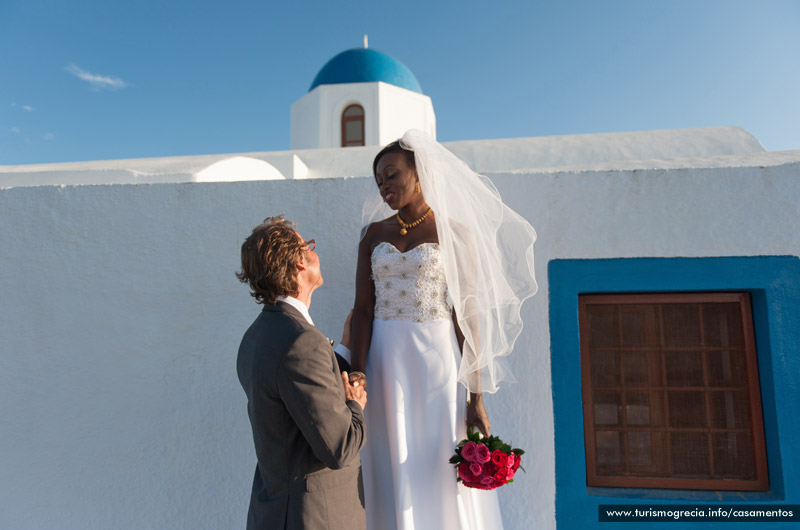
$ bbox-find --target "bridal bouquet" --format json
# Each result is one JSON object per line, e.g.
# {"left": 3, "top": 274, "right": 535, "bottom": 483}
{"left": 450, "top": 427, "right": 524, "bottom": 490}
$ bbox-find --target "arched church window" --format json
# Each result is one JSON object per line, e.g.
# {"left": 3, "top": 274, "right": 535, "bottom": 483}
{"left": 341, "top": 104, "right": 365, "bottom": 147}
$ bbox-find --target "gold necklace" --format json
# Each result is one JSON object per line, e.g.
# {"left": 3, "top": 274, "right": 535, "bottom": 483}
{"left": 396, "top": 207, "right": 432, "bottom": 236}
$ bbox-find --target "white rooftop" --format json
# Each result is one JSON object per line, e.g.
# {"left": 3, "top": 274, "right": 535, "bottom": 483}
{"left": 0, "top": 126, "right": 767, "bottom": 189}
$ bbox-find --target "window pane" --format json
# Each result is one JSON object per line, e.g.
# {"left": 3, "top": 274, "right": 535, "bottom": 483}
{"left": 703, "top": 303, "right": 744, "bottom": 347}
{"left": 594, "top": 392, "right": 620, "bottom": 425}
{"left": 345, "top": 121, "right": 363, "bottom": 142}
{"left": 665, "top": 350, "right": 704, "bottom": 386}
{"left": 713, "top": 433, "right": 755, "bottom": 479}
{"left": 628, "top": 431, "right": 652, "bottom": 467}
{"left": 622, "top": 350, "right": 651, "bottom": 386}
{"left": 595, "top": 431, "right": 624, "bottom": 475}
{"left": 707, "top": 350, "right": 746, "bottom": 387}
{"left": 626, "top": 392, "right": 654, "bottom": 426}
{"left": 592, "top": 349, "right": 619, "bottom": 386}
{"left": 671, "top": 432, "right": 710, "bottom": 477}
{"left": 343, "top": 105, "right": 364, "bottom": 117}
{"left": 587, "top": 306, "right": 619, "bottom": 348}
{"left": 710, "top": 391, "right": 750, "bottom": 429}
{"left": 621, "top": 305, "right": 657, "bottom": 347}
{"left": 662, "top": 304, "right": 701, "bottom": 347}
{"left": 629, "top": 431, "right": 668, "bottom": 475}
{"left": 668, "top": 391, "right": 707, "bottom": 428}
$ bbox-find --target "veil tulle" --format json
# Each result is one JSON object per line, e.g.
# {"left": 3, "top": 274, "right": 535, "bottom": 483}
{"left": 361, "top": 129, "right": 538, "bottom": 394}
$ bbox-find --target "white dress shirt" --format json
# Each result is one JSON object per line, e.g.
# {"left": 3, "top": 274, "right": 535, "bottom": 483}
{"left": 277, "top": 296, "right": 352, "bottom": 364}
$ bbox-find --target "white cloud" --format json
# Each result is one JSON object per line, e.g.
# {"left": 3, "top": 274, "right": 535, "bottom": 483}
{"left": 43, "top": 132, "right": 55, "bottom": 141}
{"left": 11, "top": 127, "right": 20, "bottom": 134}
{"left": 65, "top": 63, "right": 128, "bottom": 91}
{"left": 23, "top": 105, "right": 34, "bottom": 112}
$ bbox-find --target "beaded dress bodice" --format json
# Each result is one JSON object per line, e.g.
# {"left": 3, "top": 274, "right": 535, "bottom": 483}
{"left": 371, "top": 242, "right": 451, "bottom": 322}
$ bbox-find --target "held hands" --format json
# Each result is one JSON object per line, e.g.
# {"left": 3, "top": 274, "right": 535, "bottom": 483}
{"left": 466, "top": 393, "right": 490, "bottom": 437}
{"left": 342, "top": 371, "right": 367, "bottom": 411}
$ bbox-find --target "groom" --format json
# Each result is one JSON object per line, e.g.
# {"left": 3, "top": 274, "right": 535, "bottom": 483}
{"left": 236, "top": 215, "right": 367, "bottom": 530}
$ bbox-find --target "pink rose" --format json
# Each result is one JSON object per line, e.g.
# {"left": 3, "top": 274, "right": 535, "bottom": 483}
{"left": 475, "top": 443, "right": 491, "bottom": 464}
{"left": 480, "top": 475, "right": 495, "bottom": 487}
{"left": 491, "top": 450, "right": 508, "bottom": 468}
{"left": 507, "top": 468, "right": 516, "bottom": 481}
{"left": 505, "top": 453, "right": 515, "bottom": 468}
{"left": 469, "top": 463, "right": 483, "bottom": 476}
{"left": 461, "top": 441, "right": 478, "bottom": 462}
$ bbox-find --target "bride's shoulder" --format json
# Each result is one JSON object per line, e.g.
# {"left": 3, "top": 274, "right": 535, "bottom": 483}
{"left": 362, "top": 218, "right": 394, "bottom": 240}
{"left": 360, "top": 220, "right": 389, "bottom": 252}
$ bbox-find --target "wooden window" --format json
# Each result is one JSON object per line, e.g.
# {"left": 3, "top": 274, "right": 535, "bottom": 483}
{"left": 341, "top": 104, "right": 365, "bottom": 147}
{"left": 579, "top": 293, "right": 768, "bottom": 491}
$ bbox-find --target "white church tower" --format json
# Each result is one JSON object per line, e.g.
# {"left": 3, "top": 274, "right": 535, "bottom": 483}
{"left": 291, "top": 44, "right": 436, "bottom": 149}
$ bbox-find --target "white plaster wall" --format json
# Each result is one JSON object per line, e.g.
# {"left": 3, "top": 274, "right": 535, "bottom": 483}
{"left": 376, "top": 83, "right": 436, "bottom": 144}
{"left": 291, "top": 83, "right": 379, "bottom": 149}
{"left": 1, "top": 126, "right": 765, "bottom": 188}
{"left": 290, "top": 82, "right": 435, "bottom": 150}
{"left": 1, "top": 153, "right": 798, "bottom": 530}
{"left": 290, "top": 89, "right": 322, "bottom": 149}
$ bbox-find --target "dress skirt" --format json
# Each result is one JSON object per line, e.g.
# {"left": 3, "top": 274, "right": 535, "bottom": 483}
{"left": 361, "top": 318, "right": 503, "bottom": 530}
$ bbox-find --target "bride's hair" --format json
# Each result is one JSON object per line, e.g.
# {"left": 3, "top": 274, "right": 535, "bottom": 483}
{"left": 372, "top": 141, "right": 415, "bottom": 176}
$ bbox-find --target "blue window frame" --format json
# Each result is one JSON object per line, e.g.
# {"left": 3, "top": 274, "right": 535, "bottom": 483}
{"left": 549, "top": 256, "right": 800, "bottom": 529}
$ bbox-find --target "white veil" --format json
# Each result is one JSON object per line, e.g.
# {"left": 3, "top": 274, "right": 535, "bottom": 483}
{"left": 361, "top": 129, "right": 538, "bottom": 394}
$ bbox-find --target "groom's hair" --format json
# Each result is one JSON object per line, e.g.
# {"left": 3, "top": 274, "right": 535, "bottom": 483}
{"left": 237, "top": 215, "right": 304, "bottom": 305}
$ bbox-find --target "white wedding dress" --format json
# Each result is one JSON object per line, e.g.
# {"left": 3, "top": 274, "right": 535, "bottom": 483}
{"left": 362, "top": 242, "right": 503, "bottom": 530}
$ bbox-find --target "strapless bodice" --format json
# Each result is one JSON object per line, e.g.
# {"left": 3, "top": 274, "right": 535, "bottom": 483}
{"left": 371, "top": 242, "right": 451, "bottom": 322}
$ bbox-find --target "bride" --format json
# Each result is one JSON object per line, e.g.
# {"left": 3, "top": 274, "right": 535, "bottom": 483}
{"left": 348, "top": 130, "right": 537, "bottom": 530}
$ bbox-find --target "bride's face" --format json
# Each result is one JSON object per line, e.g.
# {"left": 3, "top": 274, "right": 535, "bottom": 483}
{"left": 374, "top": 152, "right": 420, "bottom": 211}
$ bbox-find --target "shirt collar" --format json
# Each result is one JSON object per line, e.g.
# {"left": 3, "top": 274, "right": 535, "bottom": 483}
{"left": 277, "top": 296, "right": 314, "bottom": 326}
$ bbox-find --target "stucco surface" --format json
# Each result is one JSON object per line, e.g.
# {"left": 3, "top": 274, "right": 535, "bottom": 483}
{"left": 1, "top": 151, "right": 798, "bottom": 529}
{"left": 0, "top": 126, "right": 764, "bottom": 188}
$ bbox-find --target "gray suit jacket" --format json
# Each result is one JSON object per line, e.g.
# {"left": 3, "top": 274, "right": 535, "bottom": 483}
{"left": 237, "top": 302, "right": 366, "bottom": 530}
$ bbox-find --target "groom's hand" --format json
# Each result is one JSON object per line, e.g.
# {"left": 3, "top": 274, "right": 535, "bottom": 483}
{"left": 348, "top": 371, "right": 367, "bottom": 390}
{"left": 342, "top": 371, "right": 367, "bottom": 411}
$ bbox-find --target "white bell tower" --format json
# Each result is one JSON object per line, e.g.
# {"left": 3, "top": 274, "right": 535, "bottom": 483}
{"left": 291, "top": 45, "right": 436, "bottom": 149}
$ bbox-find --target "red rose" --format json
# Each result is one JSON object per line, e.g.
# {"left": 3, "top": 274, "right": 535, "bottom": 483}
{"left": 458, "top": 462, "right": 472, "bottom": 481}
{"left": 491, "top": 450, "right": 508, "bottom": 467}
{"left": 494, "top": 467, "right": 509, "bottom": 484}
{"left": 512, "top": 454, "right": 521, "bottom": 471}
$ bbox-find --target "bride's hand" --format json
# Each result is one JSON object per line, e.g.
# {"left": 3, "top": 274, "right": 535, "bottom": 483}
{"left": 466, "top": 394, "right": 490, "bottom": 437}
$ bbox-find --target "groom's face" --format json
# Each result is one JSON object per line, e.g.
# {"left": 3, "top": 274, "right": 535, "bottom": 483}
{"left": 297, "top": 233, "right": 323, "bottom": 289}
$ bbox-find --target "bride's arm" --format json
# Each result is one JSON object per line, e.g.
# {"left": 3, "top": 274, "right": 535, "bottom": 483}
{"left": 453, "top": 312, "right": 491, "bottom": 436}
{"left": 350, "top": 229, "right": 377, "bottom": 374}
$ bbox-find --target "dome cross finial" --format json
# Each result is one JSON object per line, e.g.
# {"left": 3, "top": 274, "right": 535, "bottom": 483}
{"left": 363, "top": 34, "right": 368, "bottom": 49}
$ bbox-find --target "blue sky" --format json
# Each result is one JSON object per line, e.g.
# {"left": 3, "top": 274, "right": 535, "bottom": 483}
{"left": 1, "top": 0, "right": 798, "bottom": 165}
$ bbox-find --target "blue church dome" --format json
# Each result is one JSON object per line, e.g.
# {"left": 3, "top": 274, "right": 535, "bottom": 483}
{"left": 309, "top": 48, "right": 423, "bottom": 94}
